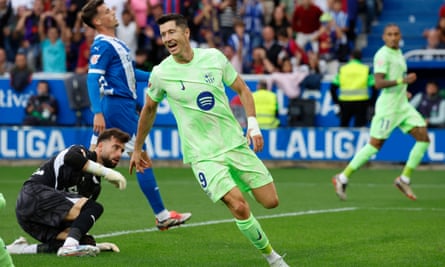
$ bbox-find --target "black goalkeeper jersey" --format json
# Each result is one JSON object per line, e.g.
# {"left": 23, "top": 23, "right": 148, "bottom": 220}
{"left": 25, "top": 145, "right": 101, "bottom": 200}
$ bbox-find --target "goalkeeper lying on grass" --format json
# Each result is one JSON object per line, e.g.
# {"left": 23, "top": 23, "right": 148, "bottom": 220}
{"left": 6, "top": 128, "right": 129, "bottom": 257}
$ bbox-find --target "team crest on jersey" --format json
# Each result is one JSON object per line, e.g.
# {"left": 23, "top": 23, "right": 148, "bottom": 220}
{"left": 90, "top": 54, "right": 100, "bottom": 65}
{"left": 196, "top": 91, "right": 215, "bottom": 111}
{"left": 375, "top": 59, "right": 384, "bottom": 68}
{"left": 204, "top": 73, "right": 215, "bottom": 84}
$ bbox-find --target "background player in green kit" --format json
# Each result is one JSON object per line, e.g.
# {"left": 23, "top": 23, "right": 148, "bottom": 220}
{"left": 130, "top": 14, "right": 289, "bottom": 267}
{"left": 332, "top": 23, "right": 430, "bottom": 201}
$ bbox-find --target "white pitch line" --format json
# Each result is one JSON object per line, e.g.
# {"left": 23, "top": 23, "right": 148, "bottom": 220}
{"left": 95, "top": 207, "right": 358, "bottom": 239}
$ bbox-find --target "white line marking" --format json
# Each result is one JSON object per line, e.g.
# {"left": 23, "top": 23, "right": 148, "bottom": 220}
{"left": 95, "top": 207, "right": 357, "bottom": 239}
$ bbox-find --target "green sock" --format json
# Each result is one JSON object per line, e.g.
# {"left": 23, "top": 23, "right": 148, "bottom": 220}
{"left": 402, "top": 142, "right": 429, "bottom": 178}
{"left": 235, "top": 213, "right": 270, "bottom": 252}
{"left": 344, "top": 144, "right": 379, "bottom": 177}
{"left": 0, "top": 238, "right": 14, "bottom": 267}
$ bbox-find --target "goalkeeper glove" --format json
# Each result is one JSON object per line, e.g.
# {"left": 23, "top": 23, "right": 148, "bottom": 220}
{"left": 85, "top": 160, "right": 127, "bottom": 190}
{"left": 96, "top": 242, "right": 120, "bottom": 252}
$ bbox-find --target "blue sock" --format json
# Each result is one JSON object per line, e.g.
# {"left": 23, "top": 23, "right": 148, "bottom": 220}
{"left": 136, "top": 168, "right": 166, "bottom": 215}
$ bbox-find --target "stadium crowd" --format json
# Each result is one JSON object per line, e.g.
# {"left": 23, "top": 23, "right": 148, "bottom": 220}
{"left": 0, "top": 0, "right": 384, "bottom": 77}
{"left": 0, "top": 0, "right": 444, "bottom": 128}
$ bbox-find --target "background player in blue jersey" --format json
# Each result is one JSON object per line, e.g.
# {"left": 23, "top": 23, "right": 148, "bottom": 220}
{"left": 81, "top": 0, "right": 191, "bottom": 230}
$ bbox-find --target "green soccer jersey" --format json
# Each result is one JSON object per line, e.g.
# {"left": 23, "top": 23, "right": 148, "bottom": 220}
{"left": 373, "top": 45, "right": 411, "bottom": 115}
{"left": 148, "top": 48, "right": 246, "bottom": 163}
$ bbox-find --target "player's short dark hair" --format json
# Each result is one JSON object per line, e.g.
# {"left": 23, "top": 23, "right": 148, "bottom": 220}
{"left": 384, "top": 23, "right": 400, "bottom": 33}
{"left": 81, "top": 0, "right": 104, "bottom": 29}
{"left": 97, "top": 128, "right": 130, "bottom": 145}
{"left": 257, "top": 80, "right": 267, "bottom": 89}
{"left": 351, "top": 50, "right": 362, "bottom": 60}
{"left": 156, "top": 13, "right": 188, "bottom": 29}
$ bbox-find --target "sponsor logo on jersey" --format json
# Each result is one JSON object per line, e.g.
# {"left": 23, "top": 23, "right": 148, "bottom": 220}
{"left": 196, "top": 91, "right": 215, "bottom": 111}
{"left": 90, "top": 54, "right": 100, "bottom": 65}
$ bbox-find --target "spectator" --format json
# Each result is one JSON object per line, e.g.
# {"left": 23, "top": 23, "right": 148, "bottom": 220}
{"left": 314, "top": 12, "right": 345, "bottom": 74}
{"left": 423, "top": 28, "right": 445, "bottom": 50}
{"left": 141, "top": 2, "right": 166, "bottom": 65}
{"left": 249, "top": 46, "right": 275, "bottom": 74}
{"left": 410, "top": 81, "right": 445, "bottom": 128}
{"left": 0, "top": 47, "right": 13, "bottom": 75}
{"left": 51, "top": 0, "right": 68, "bottom": 18}
{"left": 193, "top": 0, "right": 222, "bottom": 48}
{"left": 2, "top": 2, "right": 22, "bottom": 63}
{"left": 299, "top": 51, "right": 325, "bottom": 91}
{"left": 280, "top": 0, "right": 295, "bottom": 20}
{"left": 239, "top": 0, "right": 264, "bottom": 49}
{"left": 222, "top": 44, "right": 242, "bottom": 74}
{"left": 9, "top": 50, "right": 33, "bottom": 93}
{"left": 182, "top": 0, "right": 201, "bottom": 45}
{"left": 252, "top": 80, "right": 280, "bottom": 129}
{"left": 330, "top": 50, "right": 376, "bottom": 127}
{"left": 217, "top": 0, "right": 237, "bottom": 45}
{"left": 345, "top": 0, "right": 359, "bottom": 49}
{"left": 14, "top": 0, "right": 45, "bottom": 71}
{"left": 227, "top": 19, "right": 251, "bottom": 73}
{"left": 276, "top": 27, "right": 309, "bottom": 70}
{"left": 38, "top": 11, "right": 69, "bottom": 73}
{"left": 423, "top": 16, "right": 445, "bottom": 50}
{"left": 128, "top": 0, "right": 148, "bottom": 29}
{"left": 291, "top": 0, "right": 323, "bottom": 52}
{"left": 75, "top": 26, "right": 96, "bottom": 75}
{"left": 23, "top": 80, "right": 58, "bottom": 126}
{"left": 329, "top": 0, "right": 349, "bottom": 46}
{"left": 116, "top": 9, "right": 138, "bottom": 59}
{"left": 262, "top": 0, "right": 275, "bottom": 25}
{"left": 66, "top": 0, "right": 88, "bottom": 29}
{"left": 261, "top": 25, "right": 283, "bottom": 71}
{"left": 269, "top": 4, "right": 293, "bottom": 43}
{"left": 266, "top": 57, "right": 309, "bottom": 99}
{"left": 0, "top": 0, "right": 13, "bottom": 49}
{"left": 68, "top": 10, "right": 89, "bottom": 72}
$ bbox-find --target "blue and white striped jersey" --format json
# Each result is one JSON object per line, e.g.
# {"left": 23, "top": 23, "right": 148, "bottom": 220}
{"left": 87, "top": 34, "right": 138, "bottom": 113}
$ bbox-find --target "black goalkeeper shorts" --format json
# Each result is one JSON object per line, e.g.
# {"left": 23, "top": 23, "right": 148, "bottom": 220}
{"left": 16, "top": 182, "right": 82, "bottom": 243}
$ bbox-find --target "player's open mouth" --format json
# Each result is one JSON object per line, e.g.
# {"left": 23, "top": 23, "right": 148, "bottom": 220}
{"left": 167, "top": 42, "right": 178, "bottom": 50}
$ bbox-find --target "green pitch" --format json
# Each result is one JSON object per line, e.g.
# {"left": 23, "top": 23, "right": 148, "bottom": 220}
{"left": 0, "top": 166, "right": 444, "bottom": 267}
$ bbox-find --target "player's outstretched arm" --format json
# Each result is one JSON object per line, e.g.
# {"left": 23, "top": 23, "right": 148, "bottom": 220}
{"left": 130, "top": 95, "right": 159, "bottom": 174}
{"left": 84, "top": 160, "right": 127, "bottom": 190}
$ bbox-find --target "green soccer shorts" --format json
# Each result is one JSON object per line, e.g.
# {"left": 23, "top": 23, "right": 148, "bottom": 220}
{"left": 370, "top": 105, "right": 426, "bottom": 139}
{"left": 190, "top": 143, "right": 273, "bottom": 203}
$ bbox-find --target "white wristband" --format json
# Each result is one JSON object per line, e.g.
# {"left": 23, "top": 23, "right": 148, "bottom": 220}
{"left": 85, "top": 160, "right": 108, "bottom": 177}
{"left": 247, "top": 116, "right": 261, "bottom": 137}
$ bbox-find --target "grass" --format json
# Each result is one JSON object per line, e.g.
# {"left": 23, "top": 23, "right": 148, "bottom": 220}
{"left": 1, "top": 166, "right": 444, "bottom": 267}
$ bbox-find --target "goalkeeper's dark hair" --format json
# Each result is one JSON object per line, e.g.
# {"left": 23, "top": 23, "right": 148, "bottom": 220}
{"left": 81, "top": 0, "right": 104, "bottom": 29}
{"left": 97, "top": 128, "right": 130, "bottom": 144}
{"left": 156, "top": 13, "right": 189, "bottom": 29}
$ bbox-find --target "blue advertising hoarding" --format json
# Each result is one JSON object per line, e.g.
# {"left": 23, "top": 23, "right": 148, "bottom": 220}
{"left": 0, "top": 126, "right": 443, "bottom": 163}
{"left": 0, "top": 74, "right": 339, "bottom": 127}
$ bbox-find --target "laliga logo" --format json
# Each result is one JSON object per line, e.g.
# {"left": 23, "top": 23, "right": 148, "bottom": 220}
{"left": 196, "top": 91, "right": 215, "bottom": 111}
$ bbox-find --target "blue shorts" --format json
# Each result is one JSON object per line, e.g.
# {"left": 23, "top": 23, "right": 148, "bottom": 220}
{"left": 92, "top": 96, "right": 144, "bottom": 152}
